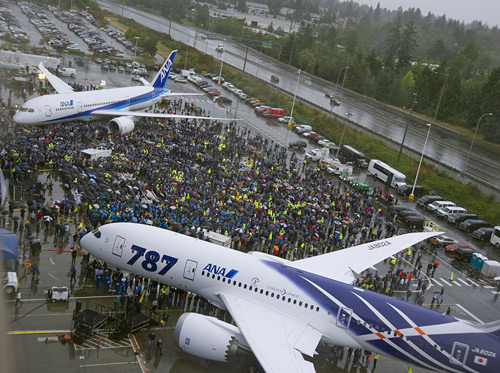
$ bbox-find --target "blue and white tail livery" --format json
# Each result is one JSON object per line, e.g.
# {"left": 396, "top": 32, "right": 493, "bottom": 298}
{"left": 13, "top": 49, "right": 228, "bottom": 134}
{"left": 81, "top": 223, "right": 500, "bottom": 373}
{"left": 151, "top": 49, "right": 176, "bottom": 88}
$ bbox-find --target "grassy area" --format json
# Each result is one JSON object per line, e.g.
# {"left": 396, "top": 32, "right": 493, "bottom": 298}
{"left": 106, "top": 12, "right": 500, "bottom": 225}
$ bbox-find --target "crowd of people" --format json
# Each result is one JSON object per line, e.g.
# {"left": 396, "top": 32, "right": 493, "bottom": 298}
{"left": 3, "top": 98, "right": 406, "bottom": 262}
{"left": 1, "top": 93, "right": 441, "bottom": 370}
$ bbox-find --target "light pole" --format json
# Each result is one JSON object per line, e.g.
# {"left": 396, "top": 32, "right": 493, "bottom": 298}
{"left": 285, "top": 69, "right": 301, "bottom": 145}
{"left": 289, "top": 69, "right": 301, "bottom": 125}
{"left": 397, "top": 92, "right": 418, "bottom": 163}
{"left": 410, "top": 123, "right": 431, "bottom": 201}
{"left": 217, "top": 40, "right": 226, "bottom": 85}
{"left": 464, "top": 113, "right": 493, "bottom": 171}
{"left": 434, "top": 72, "right": 447, "bottom": 120}
{"left": 334, "top": 66, "right": 349, "bottom": 96}
{"left": 336, "top": 112, "right": 353, "bottom": 158}
{"left": 133, "top": 36, "right": 140, "bottom": 63}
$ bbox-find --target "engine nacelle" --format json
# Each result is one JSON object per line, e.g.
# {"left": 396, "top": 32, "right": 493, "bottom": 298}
{"left": 107, "top": 116, "right": 135, "bottom": 135}
{"left": 174, "top": 312, "right": 249, "bottom": 362}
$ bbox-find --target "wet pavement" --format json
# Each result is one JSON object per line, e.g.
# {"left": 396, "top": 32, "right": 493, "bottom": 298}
{"left": 3, "top": 167, "right": 500, "bottom": 373}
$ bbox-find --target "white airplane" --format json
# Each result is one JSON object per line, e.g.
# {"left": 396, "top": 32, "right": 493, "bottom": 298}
{"left": 81, "top": 223, "right": 500, "bottom": 373}
{"left": 13, "top": 50, "right": 224, "bottom": 134}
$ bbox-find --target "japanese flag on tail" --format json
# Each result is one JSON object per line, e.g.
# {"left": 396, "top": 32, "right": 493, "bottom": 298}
{"left": 474, "top": 355, "right": 488, "bottom": 366}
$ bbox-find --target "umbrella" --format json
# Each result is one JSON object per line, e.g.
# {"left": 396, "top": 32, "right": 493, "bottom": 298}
{"left": 220, "top": 211, "right": 228, "bottom": 216}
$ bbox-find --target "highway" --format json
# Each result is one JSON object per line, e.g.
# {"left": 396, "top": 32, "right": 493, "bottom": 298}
{"left": 97, "top": 0, "right": 500, "bottom": 195}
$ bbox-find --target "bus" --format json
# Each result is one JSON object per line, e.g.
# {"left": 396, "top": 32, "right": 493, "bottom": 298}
{"left": 368, "top": 159, "right": 406, "bottom": 188}
{"left": 491, "top": 226, "right": 500, "bottom": 249}
{"left": 339, "top": 145, "right": 368, "bottom": 167}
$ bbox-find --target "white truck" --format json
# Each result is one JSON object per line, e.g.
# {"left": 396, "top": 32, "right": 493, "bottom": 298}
{"left": 326, "top": 159, "right": 354, "bottom": 175}
{"left": 57, "top": 67, "right": 76, "bottom": 77}
{"left": 2, "top": 272, "right": 18, "bottom": 294}
{"left": 304, "top": 148, "right": 329, "bottom": 162}
{"left": 180, "top": 69, "right": 197, "bottom": 79}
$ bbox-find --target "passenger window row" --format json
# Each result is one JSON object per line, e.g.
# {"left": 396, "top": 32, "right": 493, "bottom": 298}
{"left": 201, "top": 271, "right": 320, "bottom": 312}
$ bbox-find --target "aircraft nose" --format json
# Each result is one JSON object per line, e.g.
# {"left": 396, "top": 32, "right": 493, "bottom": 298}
{"left": 13, "top": 111, "right": 23, "bottom": 124}
{"left": 80, "top": 230, "right": 100, "bottom": 255}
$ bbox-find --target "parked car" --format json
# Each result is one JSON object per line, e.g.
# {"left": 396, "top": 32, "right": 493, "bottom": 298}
{"left": 472, "top": 227, "right": 494, "bottom": 241}
{"left": 302, "top": 131, "right": 317, "bottom": 138}
{"left": 396, "top": 184, "right": 424, "bottom": 197}
{"left": 288, "top": 140, "right": 307, "bottom": 151}
{"left": 174, "top": 76, "right": 187, "bottom": 83}
{"left": 435, "top": 235, "right": 458, "bottom": 247}
{"left": 416, "top": 195, "right": 444, "bottom": 207}
{"left": 455, "top": 246, "right": 475, "bottom": 262}
{"left": 406, "top": 215, "right": 426, "bottom": 229}
{"left": 398, "top": 209, "right": 424, "bottom": 221}
{"left": 216, "top": 96, "right": 232, "bottom": 105}
{"left": 447, "top": 212, "right": 477, "bottom": 225}
{"left": 278, "top": 116, "right": 295, "bottom": 124}
{"left": 427, "top": 200, "right": 456, "bottom": 212}
{"left": 388, "top": 205, "right": 413, "bottom": 217}
{"left": 459, "top": 219, "right": 493, "bottom": 233}
{"left": 445, "top": 242, "right": 473, "bottom": 255}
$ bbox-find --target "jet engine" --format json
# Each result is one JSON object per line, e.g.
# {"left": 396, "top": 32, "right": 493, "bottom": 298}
{"left": 107, "top": 116, "right": 135, "bottom": 135}
{"left": 174, "top": 312, "right": 250, "bottom": 362}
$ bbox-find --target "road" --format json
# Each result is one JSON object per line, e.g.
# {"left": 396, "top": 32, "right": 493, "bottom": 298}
{"left": 97, "top": 0, "right": 500, "bottom": 195}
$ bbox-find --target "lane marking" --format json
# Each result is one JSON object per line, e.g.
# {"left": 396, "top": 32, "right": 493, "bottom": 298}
{"left": 438, "top": 278, "right": 453, "bottom": 287}
{"left": 431, "top": 278, "right": 443, "bottom": 286}
{"left": 9, "top": 330, "right": 71, "bottom": 335}
{"left": 79, "top": 362, "right": 139, "bottom": 368}
{"left": 48, "top": 273, "right": 60, "bottom": 281}
{"left": 466, "top": 278, "right": 481, "bottom": 286}
{"left": 455, "top": 304, "right": 484, "bottom": 324}
{"left": 456, "top": 278, "right": 471, "bottom": 286}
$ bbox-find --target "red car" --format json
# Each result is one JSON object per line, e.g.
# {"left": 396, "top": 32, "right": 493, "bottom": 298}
{"left": 445, "top": 242, "right": 472, "bottom": 254}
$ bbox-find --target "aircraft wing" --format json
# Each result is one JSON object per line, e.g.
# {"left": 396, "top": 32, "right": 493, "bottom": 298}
{"left": 38, "top": 62, "right": 73, "bottom": 94}
{"left": 91, "top": 109, "right": 233, "bottom": 121}
{"left": 289, "top": 231, "right": 441, "bottom": 284}
{"left": 219, "top": 293, "right": 321, "bottom": 373}
{"left": 164, "top": 92, "right": 205, "bottom": 96}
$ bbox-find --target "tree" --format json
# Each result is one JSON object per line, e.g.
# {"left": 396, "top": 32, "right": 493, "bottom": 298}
{"left": 384, "top": 18, "right": 402, "bottom": 65}
{"left": 401, "top": 70, "right": 415, "bottom": 105}
{"left": 398, "top": 20, "right": 418, "bottom": 67}
{"left": 194, "top": 4, "right": 210, "bottom": 28}
{"left": 237, "top": 0, "right": 247, "bottom": 13}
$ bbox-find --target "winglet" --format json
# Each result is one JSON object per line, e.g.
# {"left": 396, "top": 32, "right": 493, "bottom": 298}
{"left": 38, "top": 62, "right": 74, "bottom": 94}
{"left": 151, "top": 50, "right": 177, "bottom": 89}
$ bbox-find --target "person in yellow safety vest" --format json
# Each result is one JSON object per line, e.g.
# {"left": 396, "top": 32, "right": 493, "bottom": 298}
{"left": 391, "top": 258, "right": 396, "bottom": 267}
{"left": 406, "top": 247, "right": 412, "bottom": 258}
{"left": 373, "top": 353, "right": 379, "bottom": 370}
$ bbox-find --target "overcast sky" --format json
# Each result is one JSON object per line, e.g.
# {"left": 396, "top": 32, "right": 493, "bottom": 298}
{"left": 351, "top": 0, "right": 499, "bottom": 27}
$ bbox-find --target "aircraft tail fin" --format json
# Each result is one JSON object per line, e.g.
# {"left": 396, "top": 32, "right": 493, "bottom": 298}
{"left": 151, "top": 50, "right": 177, "bottom": 89}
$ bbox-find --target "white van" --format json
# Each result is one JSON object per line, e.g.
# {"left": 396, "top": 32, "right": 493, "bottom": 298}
{"left": 295, "top": 125, "right": 312, "bottom": 134}
{"left": 436, "top": 206, "right": 467, "bottom": 218}
{"left": 58, "top": 67, "right": 76, "bottom": 77}
{"left": 427, "top": 200, "right": 456, "bottom": 212}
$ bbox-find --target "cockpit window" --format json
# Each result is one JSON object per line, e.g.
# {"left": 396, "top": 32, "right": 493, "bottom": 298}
{"left": 19, "top": 108, "right": 34, "bottom": 112}
{"left": 93, "top": 230, "right": 101, "bottom": 239}
{"left": 28, "top": 108, "right": 34, "bottom": 112}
